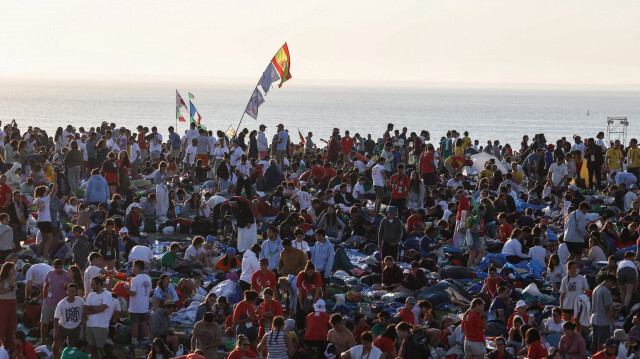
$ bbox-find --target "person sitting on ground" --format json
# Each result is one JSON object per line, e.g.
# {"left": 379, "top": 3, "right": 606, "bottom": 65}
{"left": 214, "top": 247, "right": 241, "bottom": 272}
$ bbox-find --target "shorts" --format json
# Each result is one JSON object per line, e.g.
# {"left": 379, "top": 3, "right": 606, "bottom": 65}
{"left": 150, "top": 150, "right": 161, "bottom": 160}
{"left": 56, "top": 325, "right": 81, "bottom": 346}
{"left": 566, "top": 242, "right": 584, "bottom": 255}
{"left": 592, "top": 324, "right": 611, "bottom": 350}
{"left": 423, "top": 173, "right": 436, "bottom": 186}
{"left": 468, "top": 240, "right": 482, "bottom": 251}
{"left": 86, "top": 326, "right": 109, "bottom": 348}
{"left": 41, "top": 301, "right": 56, "bottom": 324}
{"left": 618, "top": 267, "right": 637, "bottom": 286}
{"left": 374, "top": 186, "right": 385, "bottom": 200}
{"left": 319, "top": 271, "right": 329, "bottom": 286}
{"left": 196, "top": 154, "right": 208, "bottom": 164}
{"left": 37, "top": 221, "right": 53, "bottom": 234}
{"left": 130, "top": 312, "right": 148, "bottom": 323}
{"left": 464, "top": 340, "right": 486, "bottom": 355}
{"left": 183, "top": 163, "right": 194, "bottom": 172}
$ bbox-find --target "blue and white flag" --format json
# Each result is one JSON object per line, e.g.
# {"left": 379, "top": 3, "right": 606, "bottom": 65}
{"left": 259, "top": 63, "right": 281, "bottom": 95}
{"left": 244, "top": 87, "right": 265, "bottom": 120}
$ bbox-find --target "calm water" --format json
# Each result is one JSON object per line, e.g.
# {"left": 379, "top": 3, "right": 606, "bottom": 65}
{"left": 1, "top": 78, "right": 640, "bottom": 147}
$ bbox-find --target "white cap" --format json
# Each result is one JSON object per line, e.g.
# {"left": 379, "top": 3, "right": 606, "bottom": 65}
{"left": 515, "top": 300, "right": 526, "bottom": 308}
{"left": 119, "top": 228, "right": 129, "bottom": 234}
{"left": 313, "top": 299, "right": 326, "bottom": 312}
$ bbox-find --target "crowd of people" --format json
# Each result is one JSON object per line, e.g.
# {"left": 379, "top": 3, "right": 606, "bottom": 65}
{"left": 0, "top": 119, "right": 639, "bottom": 359}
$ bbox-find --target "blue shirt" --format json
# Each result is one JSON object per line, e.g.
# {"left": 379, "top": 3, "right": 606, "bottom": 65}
{"left": 488, "top": 296, "right": 507, "bottom": 321}
{"left": 277, "top": 131, "right": 288, "bottom": 151}
{"left": 169, "top": 133, "right": 181, "bottom": 149}
{"left": 311, "top": 240, "right": 334, "bottom": 277}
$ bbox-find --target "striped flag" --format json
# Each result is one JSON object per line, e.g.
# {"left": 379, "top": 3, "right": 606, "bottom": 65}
{"left": 244, "top": 88, "right": 265, "bottom": 120}
{"left": 272, "top": 43, "right": 292, "bottom": 88}
{"left": 298, "top": 129, "right": 305, "bottom": 146}
{"left": 189, "top": 101, "right": 202, "bottom": 124}
{"left": 176, "top": 90, "right": 188, "bottom": 122}
{"left": 189, "top": 92, "right": 195, "bottom": 99}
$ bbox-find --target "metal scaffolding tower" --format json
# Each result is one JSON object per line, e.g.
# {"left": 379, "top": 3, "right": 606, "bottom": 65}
{"left": 607, "top": 117, "right": 629, "bottom": 146}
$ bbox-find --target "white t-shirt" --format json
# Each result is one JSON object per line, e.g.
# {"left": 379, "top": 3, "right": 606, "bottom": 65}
{"left": 185, "top": 129, "right": 199, "bottom": 144}
{"left": 150, "top": 133, "right": 163, "bottom": 152}
{"left": 26, "top": 264, "right": 54, "bottom": 286}
{"left": 0, "top": 346, "right": 8, "bottom": 359}
{"left": 236, "top": 162, "right": 252, "bottom": 177}
{"left": 230, "top": 147, "right": 243, "bottom": 167}
{"left": 348, "top": 345, "right": 382, "bottom": 359}
{"left": 528, "top": 246, "right": 547, "bottom": 265}
{"left": 548, "top": 163, "right": 568, "bottom": 186}
{"left": 557, "top": 243, "right": 570, "bottom": 266}
{"left": 292, "top": 240, "right": 310, "bottom": 254}
{"left": 130, "top": 142, "right": 141, "bottom": 162}
{"left": 54, "top": 297, "right": 85, "bottom": 329}
{"left": 213, "top": 145, "right": 228, "bottom": 160}
{"left": 559, "top": 275, "right": 589, "bottom": 310}
{"left": 35, "top": 195, "right": 51, "bottom": 222}
{"left": 129, "top": 274, "right": 152, "bottom": 314}
{"left": 185, "top": 245, "right": 206, "bottom": 261}
{"left": 295, "top": 191, "right": 312, "bottom": 209}
{"left": 84, "top": 265, "right": 103, "bottom": 292}
{"left": 372, "top": 164, "right": 385, "bottom": 186}
{"left": 128, "top": 245, "right": 153, "bottom": 263}
{"left": 354, "top": 160, "right": 366, "bottom": 173}
{"left": 447, "top": 179, "right": 463, "bottom": 189}
{"left": 544, "top": 317, "right": 565, "bottom": 333}
{"left": 352, "top": 183, "right": 365, "bottom": 199}
{"left": 86, "top": 290, "right": 119, "bottom": 328}
{"left": 184, "top": 145, "right": 197, "bottom": 165}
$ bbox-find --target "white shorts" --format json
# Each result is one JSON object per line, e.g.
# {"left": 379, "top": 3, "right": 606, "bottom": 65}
{"left": 464, "top": 340, "right": 486, "bottom": 356}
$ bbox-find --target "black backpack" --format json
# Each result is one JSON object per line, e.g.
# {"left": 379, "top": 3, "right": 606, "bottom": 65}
{"left": 192, "top": 216, "right": 211, "bottom": 236}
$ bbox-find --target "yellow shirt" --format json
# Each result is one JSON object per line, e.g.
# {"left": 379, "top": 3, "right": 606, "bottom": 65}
{"left": 454, "top": 146, "right": 464, "bottom": 156}
{"left": 479, "top": 169, "right": 494, "bottom": 179}
{"left": 606, "top": 148, "right": 623, "bottom": 169}
{"left": 462, "top": 136, "right": 472, "bottom": 149}
{"left": 628, "top": 147, "right": 640, "bottom": 169}
{"left": 512, "top": 170, "right": 524, "bottom": 185}
{"left": 43, "top": 164, "right": 55, "bottom": 182}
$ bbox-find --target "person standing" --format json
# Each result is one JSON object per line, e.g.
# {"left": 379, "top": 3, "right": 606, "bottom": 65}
{"left": 389, "top": 163, "right": 409, "bottom": 218}
{"left": 0, "top": 262, "right": 17, "bottom": 351}
{"left": 167, "top": 126, "right": 181, "bottom": 161}
{"left": 257, "top": 316, "right": 294, "bottom": 359}
{"left": 311, "top": 229, "right": 334, "bottom": 300}
{"left": 590, "top": 275, "right": 616, "bottom": 353}
{"left": 154, "top": 162, "right": 170, "bottom": 217}
{"left": 462, "top": 298, "right": 487, "bottom": 359}
{"left": 85, "top": 277, "right": 120, "bottom": 359}
{"left": 191, "top": 312, "right": 222, "bottom": 359}
{"left": 52, "top": 283, "right": 84, "bottom": 359}
{"left": 563, "top": 202, "right": 590, "bottom": 267}
{"left": 41, "top": 260, "right": 69, "bottom": 346}
{"left": 275, "top": 124, "right": 288, "bottom": 166}
{"left": 128, "top": 260, "right": 152, "bottom": 346}
{"left": 371, "top": 157, "right": 387, "bottom": 213}
{"left": 148, "top": 126, "right": 163, "bottom": 164}
{"left": 378, "top": 206, "right": 403, "bottom": 261}
{"left": 257, "top": 124, "right": 269, "bottom": 160}
{"left": 559, "top": 260, "right": 589, "bottom": 332}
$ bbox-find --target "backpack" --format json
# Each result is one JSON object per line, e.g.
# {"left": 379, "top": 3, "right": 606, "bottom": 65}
{"left": 192, "top": 216, "right": 211, "bottom": 236}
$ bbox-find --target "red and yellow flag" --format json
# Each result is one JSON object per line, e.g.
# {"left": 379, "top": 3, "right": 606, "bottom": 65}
{"left": 271, "top": 43, "right": 292, "bottom": 88}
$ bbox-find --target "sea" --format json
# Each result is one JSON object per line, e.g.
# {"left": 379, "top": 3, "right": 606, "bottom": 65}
{"left": 2, "top": 78, "right": 640, "bottom": 148}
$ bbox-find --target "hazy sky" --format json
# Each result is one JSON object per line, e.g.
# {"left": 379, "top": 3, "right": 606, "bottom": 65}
{"left": 2, "top": 0, "right": 639, "bottom": 86}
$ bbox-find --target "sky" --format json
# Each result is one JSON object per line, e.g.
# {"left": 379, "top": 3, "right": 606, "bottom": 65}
{"left": 1, "top": 0, "right": 639, "bottom": 87}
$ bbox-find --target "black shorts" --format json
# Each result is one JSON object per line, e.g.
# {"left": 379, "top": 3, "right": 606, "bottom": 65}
{"left": 618, "top": 267, "right": 637, "bottom": 286}
{"left": 319, "top": 271, "right": 329, "bottom": 286}
{"left": 37, "top": 221, "right": 53, "bottom": 234}
{"left": 566, "top": 242, "right": 584, "bottom": 255}
{"left": 423, "top": 173, "right": 436, "bottom": 186}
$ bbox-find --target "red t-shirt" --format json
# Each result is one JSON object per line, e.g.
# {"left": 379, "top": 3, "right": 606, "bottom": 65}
{"left": 311, "top": 165, "right": 325, "bottom": 181}
{"left": 227, "top": 349, "right": 257, "bottom": 359}
{"left": 406, "top": 215, "right": 424, "bottom": 233}
{"left": 456, "top": 196, "right": 470, "bottom": 220}
{"left": 257, "top": 299, "right": 284, "bottom": 336}
{"left": 420, "top": 152, "right": 435, "bottom": 174}
{"left": 374, "top": 335, "right": 395, "bottom": 353}
{"left": 481, "top": 277, "right": 504, "bottom": 298}
{"left": 303, "top": 311, "right": 330, "bottom": 341}
{"left": 354, "top": 324, "right": 372, "bottom": 344}
{"left": 15, "top": 341, "right": 36, "bottom": 359}
{"left": 233, "top": 300, "right": 257, "bottom": 326}
{"left": 251, "top": 269, "right": 277, "bottom": 293}
{"left": 296, "top": 272, "right": 322, "bottom": 299}
{"left": 527, "top": 340, "right": 549, "bottom": 359}
{"left": 397, "top": 307, "right": 415, "bottom": 326}
{"left": 390, "top": 173, "right": 409, "bottom": 199}
{"left": 324, "top": 167, "right": 337, "bottom": 180}
{"left": 0, "top": 184, "right": 11, "bottom": 206}
{"left": 137, "top": 132, "right": 148, "bottom": 150}
{"left": 340, "top": 136, "right": 354, "bottom": 154}
{"left": 507, "top": 312, "right": 529, "bottom": 329}
{"left": 499, "top": 223, "right": 513, "bottom": 243}
{"left": 462, "top": 311, "right": 485, "bottom": 343}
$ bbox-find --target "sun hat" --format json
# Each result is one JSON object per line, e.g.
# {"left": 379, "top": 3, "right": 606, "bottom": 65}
{"left": 313, "top": 299, "right": 326, "bottom": 312}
